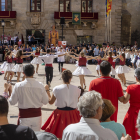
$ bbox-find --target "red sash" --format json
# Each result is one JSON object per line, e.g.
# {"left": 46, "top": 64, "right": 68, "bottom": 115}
{"left": 17, "top": 108, "right": 41, "bottom": 125}
{"left": 45, "top": 64, "right": 53, "bottom": 67}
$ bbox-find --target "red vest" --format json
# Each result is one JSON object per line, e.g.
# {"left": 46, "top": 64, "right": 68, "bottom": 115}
{"left": 79, "top": 57, "right": 87, "bottom": 66}
{"left": 16, "top": 57, "right": 23, "bottom": 64}
{"left": 7, "top": 57, "right": 12, "bottom": 63}
{"left": 120, "top": 59, "right": 125, "bottom": 65}
{"left": 35, "top": 52, "right": 40, "bottom": 55}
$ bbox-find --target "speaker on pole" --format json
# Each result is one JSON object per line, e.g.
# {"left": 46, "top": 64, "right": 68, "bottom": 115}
{"left": 60, "top": 17, "right": 65, "bottom": 25}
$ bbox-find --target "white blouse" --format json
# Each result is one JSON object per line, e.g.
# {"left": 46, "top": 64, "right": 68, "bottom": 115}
{"left": 53, "top": 84, "right": 81, "bottom": 108}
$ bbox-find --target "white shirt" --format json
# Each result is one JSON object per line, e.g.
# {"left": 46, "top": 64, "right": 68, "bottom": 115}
{"left": 125, "top": 52, "right": 130, "bottom": 59}
{"left": 94, "top": 48, "right": 99, "bottom": 56}
{"left": 113, "top": 56, "right": 116, "bottom": 62}
{"left": 56, "top": 51, "right": 65, "bottom": 62}
{"left": 62, "top": 117, "right": 118, "bottom": 140}
{"left": 28, "top": 36, "right": 31, "bottom": 41}
{"left": 9, "top": 78, "right": 48, "bottom": 109}
{"left": 130, "top": 54, "right": 134, "bottom": 60}
{"left": 39, "top": 54, "right": 58, "bottom": 64}
{"left": 12, "top": 49, "right": 18, "bottom": 58}
{"left": 53, "top": 84, "right": 81, "bottom": 108}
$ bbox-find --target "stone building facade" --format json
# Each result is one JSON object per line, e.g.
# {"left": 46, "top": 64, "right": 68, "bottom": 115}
{"left": 124, "top": 0, "right": 140, "bottom": 45}
{"left": 0, "top": 0, "right": 123, "bottom": 45}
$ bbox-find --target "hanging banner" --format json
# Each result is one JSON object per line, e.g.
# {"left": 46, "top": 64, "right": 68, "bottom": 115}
{"left": 72, "top": 12, "right": 81, "bottom": 25}
{"left": 106, "top": 0, "right": 112, "bottom": 16}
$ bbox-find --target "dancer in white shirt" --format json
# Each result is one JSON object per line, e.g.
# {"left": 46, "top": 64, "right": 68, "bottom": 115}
{"left": 9, "top": 64, "right": 49, "bottom": 131}
{"left": 42, "top": 70, "right": 81, "bottom": 140}
{"left": 56, "top": 47, "right": 65, "bottom": 74}
{"left": 38, "top": 49, "right": 65, "bottom": 87}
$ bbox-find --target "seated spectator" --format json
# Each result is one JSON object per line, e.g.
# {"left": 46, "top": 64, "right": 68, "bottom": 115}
{"left": 100, "top": 99, "right": 126, "bottom": 140}
{"left": 0, "top": 95, "right": 37, "bottom": 140}
{"left": 62, "top": 90, "right": 118, "bottom": 140}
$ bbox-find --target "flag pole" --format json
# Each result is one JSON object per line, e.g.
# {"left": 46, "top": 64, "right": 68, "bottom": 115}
{"left": 105, "top": 0, "right": 107, "bottom": 42}
{"left": 110, "top": 11, "right": 111, "bottom": 44}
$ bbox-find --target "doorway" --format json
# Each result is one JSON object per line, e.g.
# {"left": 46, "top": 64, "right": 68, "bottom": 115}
{"left": 26, "top": 29, "right": 45, "bottom": 45}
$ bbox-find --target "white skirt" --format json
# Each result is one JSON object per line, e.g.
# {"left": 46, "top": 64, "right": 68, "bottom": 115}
{"left": 73, "top": 66, "right": 92, "bottom": 76}
{"left": 30, "top": 57, "right": 43, "bottom": 64}
{"left": 1, "top": 61, "right": 7, "bottom": 69}
{"left": 136, "top": 60, "right": 140, "bottom": 67}
{"left": 110, "top": 66, "right": 117, "bottom": 75}
{"left": 96, "top": 65, "right": 100, "bottom": 71}
{"left": 12, "top": 64, "right": 23, "bottom": 72}
{"left": 131, "top": 58, "right": 135, "bottom": 64}
{"left": 116, "top": 65, "right": 131, "bottom": 74}
{"left": 3, "top": 63, "right": 14, "bottom": 72}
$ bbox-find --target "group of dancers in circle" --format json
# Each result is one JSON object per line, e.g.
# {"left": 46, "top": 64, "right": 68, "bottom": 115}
{"left": 0, "top": 45, "right": 131, "bottom": 90}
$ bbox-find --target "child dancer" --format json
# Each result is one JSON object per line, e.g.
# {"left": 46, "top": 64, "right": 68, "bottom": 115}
{"left": 30, "top": 47, "right": 44, "bottom": 74}
{"left": 3, "top": 51, "right": 15, "bottom": 83}
{"left": 1, "top": 50, "right": 8, "bottom": 80}
{"left": 68, "top": 52, "right": 93, "bottom": 89}
{"left": 116, "top": 53, "right": 131, "bottom": 86}
{"left": 12, "top": 50, "right": 32, "bottom": 82}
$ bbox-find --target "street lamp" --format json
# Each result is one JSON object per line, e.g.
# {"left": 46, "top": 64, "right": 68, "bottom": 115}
{"left": 1, "top": 19, "right": 5, "bottom": 46}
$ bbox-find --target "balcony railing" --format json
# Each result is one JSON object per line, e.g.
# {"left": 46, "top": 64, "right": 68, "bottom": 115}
{"left": 54, "top": 12, "right": 98, "bottom": 20}
{"left": 0, "top": 11, "right": 16, "bottom": 18}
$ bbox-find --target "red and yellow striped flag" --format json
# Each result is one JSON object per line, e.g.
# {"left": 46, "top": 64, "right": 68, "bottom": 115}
{"left": 106, "top": 0, "right": 112, "bottom": 16}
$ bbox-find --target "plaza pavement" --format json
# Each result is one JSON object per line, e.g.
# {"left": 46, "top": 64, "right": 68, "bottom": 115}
{"left": 0, "top": 62, "right": 135, "bottom": 126}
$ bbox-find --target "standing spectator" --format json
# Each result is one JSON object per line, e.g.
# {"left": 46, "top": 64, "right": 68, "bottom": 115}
{"left": 9, "top": 64, "right": 49, "bottom": 131}
{"left": 32, "top": 44, "right": 36, "bottom": 52}
{"left": 82, "top": 47, "right": 88, "bottom": 56}
{"left": 0, "top": 95, "right": 38, "bottom": 140}
{"left": 125, "top": 49, "right": 131, "bottom": 66}
{"left": 62, "top": 91, "right": 118, "bottom": 140}
{"left": 88, "top": 46, "right": 94, "bottom": 64}
{"left": 94, "top": 46, "right": 100, "bottom": 56}
{"left": 76, "top": 46, "right": 81, "bottom": 55}
{"left": 28, "top": 35, "right": 31, "bottom": 46}
{"left": 93, "top": 46, "right": 99, "bottom": 64}
{"left": 0, "top": 46, "right": 4, "bottom": 62}
{"left": 31, "top": 34, "right": 35, "bottom": 45}
{"left": 7, "top": 34, "right": 11, "bottom": 45}
{"left": 89, "top": 61, "right": 127, "bottom": 122}
{"left": 100, "top": 48, "right": 105, "bottom": 58}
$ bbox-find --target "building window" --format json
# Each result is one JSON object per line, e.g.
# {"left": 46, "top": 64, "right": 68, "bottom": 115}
{"left": 81, "top": 0, "right": 92, "bottom": 13}
{"left": 0, "top": 0, "right": 12, "bottom": 11}
{"left": 30, "top": 0, "right": 41, "bottom": 12}
{"left": 59, "top": 0, "right": 70, "bottom": 12}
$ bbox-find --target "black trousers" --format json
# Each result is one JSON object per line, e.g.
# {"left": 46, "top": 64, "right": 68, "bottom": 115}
{"left": 58, "top": 62, "right": 64, "bottom": 72}
{"left": 45, "top": 66, "right": 53, "bottom": 84}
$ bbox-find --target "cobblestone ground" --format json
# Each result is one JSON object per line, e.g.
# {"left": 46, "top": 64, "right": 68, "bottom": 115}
{"left": 0, "top": 62, "right": 134, "bottom": 125}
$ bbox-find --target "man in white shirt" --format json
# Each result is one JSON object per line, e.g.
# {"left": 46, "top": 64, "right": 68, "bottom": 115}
{"left": 125, "top": 49, "right": 131, "bottom": 66}
{"left": 56, "top": 47, "right": 65, "bottom": 74}
{"left": 9, "top": 64, "right": 48, "bottom": 131}
{"left": 62, "top": 91, "right": 131, "bottom": 140}
{"left": 39, "top": 49, "right": 65, "bottom": 86}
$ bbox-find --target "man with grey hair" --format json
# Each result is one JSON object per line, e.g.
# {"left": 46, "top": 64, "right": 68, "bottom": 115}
{"left": 9, "top": 64, "right": 49, "bottom": 131}
{"left": 62, "top": 91, "right": 132, "bottom": 140}
{"left": 62, "top": 91, "right": 118, "bottom": 140}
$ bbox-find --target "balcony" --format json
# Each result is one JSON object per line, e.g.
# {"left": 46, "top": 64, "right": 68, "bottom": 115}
{"left": 54, "top": 12, "right": 98, "bottom": 20}
{"left": 0, "top": 11, "right": 16, "bottom": 19}
{"left": 54, "top": 12, "right": 98, "bottom": 29}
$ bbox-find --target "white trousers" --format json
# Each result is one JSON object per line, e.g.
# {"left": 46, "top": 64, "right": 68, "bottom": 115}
{"left": 19, "top": 116, "right": 42, "bottom": 131}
